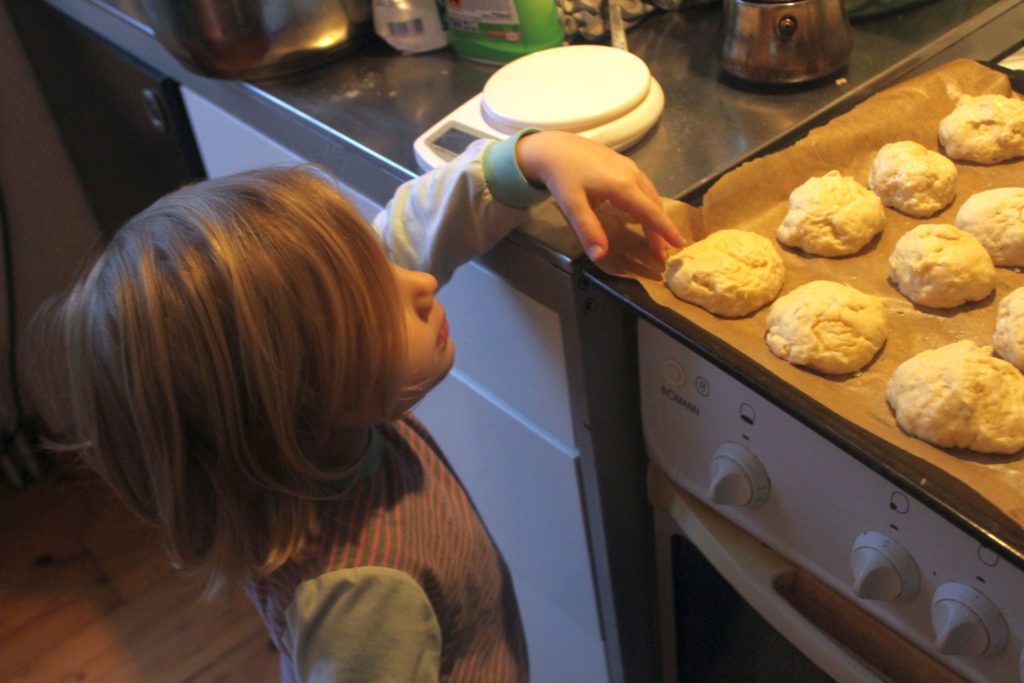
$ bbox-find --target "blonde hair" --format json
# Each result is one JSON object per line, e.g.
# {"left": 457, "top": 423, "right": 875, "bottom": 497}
{"left": 43, "top": 166, "right": 403, "bottom": 594}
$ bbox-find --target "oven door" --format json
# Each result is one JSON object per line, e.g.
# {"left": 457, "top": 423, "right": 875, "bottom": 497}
{"left": 648, "top": 465, "right": 965, "bottom": 683}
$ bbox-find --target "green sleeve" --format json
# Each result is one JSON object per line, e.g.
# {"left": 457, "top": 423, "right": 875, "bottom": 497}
{"left": 482, "top": 128, "right": 551, "bottom": 209}
{"left": 282, "top": 566, "right": 442, "bottom": 683}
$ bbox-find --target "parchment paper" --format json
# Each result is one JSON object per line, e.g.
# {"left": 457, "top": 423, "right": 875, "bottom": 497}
{"left": 599, "top": 59, "right": 1024, "bottom": 527}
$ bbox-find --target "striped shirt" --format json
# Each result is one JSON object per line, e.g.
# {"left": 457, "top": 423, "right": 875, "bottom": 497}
{"left": 245, "top": 415, "right": 528, "bottom": 682}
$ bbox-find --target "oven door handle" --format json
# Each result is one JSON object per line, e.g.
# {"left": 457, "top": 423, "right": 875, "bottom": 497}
{"left": 663, "top": 493, "right": 882, "bottom": 682}
{"left": 649, "top": 465, "right": 951, "bottom": 683}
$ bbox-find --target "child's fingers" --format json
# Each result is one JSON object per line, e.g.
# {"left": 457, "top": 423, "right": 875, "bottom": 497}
{"left": 645, "top": 231, "right": 670, "bottom": 262}
{"left": 577, "top": 220, "right": 610, "bottom": 261}
{"left": 611, "top": 188, "right": 687, "bottom": 252}
{"left": 638, "top": 181, "right": 687, "bottom": 249}
{"left": 556, "top": 188, "right": 611, "bottom": 261}
{"left": 638, "top": 174, "right": 663, "bottom": 205}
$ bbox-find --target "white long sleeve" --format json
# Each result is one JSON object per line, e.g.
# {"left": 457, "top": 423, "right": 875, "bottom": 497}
{"left": 371, "top": 137, "right": 545, "bottom": 286}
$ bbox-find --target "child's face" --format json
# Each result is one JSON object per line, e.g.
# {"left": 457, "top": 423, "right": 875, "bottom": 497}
{"left": 392, "top": 264, "right": 455, "bottom": 413}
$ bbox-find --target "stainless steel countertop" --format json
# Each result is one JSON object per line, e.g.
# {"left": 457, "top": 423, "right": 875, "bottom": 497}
{"left": 45, "top": 0, "right": 1024, "bottom": 269}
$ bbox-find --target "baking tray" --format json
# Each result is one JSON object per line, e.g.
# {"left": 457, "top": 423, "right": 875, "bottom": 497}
{"left": 585, "top": 59, "right": 1024, "bottom": 569}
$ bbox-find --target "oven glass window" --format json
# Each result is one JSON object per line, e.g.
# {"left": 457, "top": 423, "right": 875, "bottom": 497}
{"left": 671, "top": 534, "right": 836, "bottom": 682}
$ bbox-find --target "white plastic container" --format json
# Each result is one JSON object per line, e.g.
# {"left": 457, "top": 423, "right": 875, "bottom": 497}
{"left": 373, "top": 0, "right": 448, "bottom": 53}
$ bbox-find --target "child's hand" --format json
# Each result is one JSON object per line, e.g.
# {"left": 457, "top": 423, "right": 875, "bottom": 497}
{"left": 516, "top": 131, "right": 687, "bottom": 262}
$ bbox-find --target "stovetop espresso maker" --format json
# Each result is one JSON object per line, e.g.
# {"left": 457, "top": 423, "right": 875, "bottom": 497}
{"left": 718, "top": 0, "right": 853, "bottom": 83}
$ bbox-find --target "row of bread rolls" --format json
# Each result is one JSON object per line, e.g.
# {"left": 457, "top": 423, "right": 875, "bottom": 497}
{"left": 662, "top": 92, "right": 1024, "bottom": 454}
{"left": 887, "top": 93, "right": 1024, "bottom": 455}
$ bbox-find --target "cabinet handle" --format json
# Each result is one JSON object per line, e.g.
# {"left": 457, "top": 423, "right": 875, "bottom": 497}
{"left": 142, "top": 87, "right": 167, "bottom": 133}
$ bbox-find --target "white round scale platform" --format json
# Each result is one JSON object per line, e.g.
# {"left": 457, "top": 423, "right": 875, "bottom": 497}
{"left": 413, "top": 45, "right": 665, "bottom": 172}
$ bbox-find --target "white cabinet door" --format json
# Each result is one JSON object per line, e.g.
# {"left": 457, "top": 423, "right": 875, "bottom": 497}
{"left": 436, "top": 260, "right": 575, "bottom": 446}
{"left": 180, "top": 87, "right": 379, "bottom": 221}
{"left": 415, "top": 262, "right": 607, "bottom": 683}
{"left": 181, "top": 88, "right": 304, "bottom": 175}
{"left": 415, "top": 372, "right": 607, "bottom": 683}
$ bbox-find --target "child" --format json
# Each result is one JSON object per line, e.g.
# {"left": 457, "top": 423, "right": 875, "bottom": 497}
{"left": 39, "top": 129, "right": 684, "bottom": 682}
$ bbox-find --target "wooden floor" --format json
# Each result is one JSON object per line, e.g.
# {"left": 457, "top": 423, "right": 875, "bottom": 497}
{"left": 0, "top": 458, "right": 279, "bottom": 682}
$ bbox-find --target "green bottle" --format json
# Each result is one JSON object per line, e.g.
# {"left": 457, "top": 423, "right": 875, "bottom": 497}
{"left": 445, "top": 0, "right": 564, "bottom": 64}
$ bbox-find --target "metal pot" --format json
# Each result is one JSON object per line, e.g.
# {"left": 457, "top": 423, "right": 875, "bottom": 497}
{"left": 718, "top": 0, "right": 852, "bottom": 84}
{"left": 143, "top": 0, "right": 373, "bottom": 80}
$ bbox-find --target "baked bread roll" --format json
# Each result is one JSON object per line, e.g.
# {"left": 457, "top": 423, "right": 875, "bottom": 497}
{"left": 777, "top": 171, "right": 885, "bottom": 257}
{"left": 993, "top": 287, "right": 1024, "bottom": 371}
{"left": 765, "top": 280, "right": 887, "bottom": 375}
{"left": 868, "top": 141, "right": 956, "bottom": 218}
{"left": 665, "top": 229, "right": 785, "bottom": 318}
{"left": 954, "top": 187, "right": 1024, "bottom": 267}
{"left": 938, "top": 94, "right": 1024, "bottom": 164}
{"left": 887, "top": 224, "right": 995, "bottom": 308}
{"left": 886, "top": 340, "right": 1024, "bottom": 455}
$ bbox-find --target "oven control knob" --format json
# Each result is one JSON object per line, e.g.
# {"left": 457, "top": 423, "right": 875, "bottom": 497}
{"left": 707, "top": 442, "right": 770, "bottom": 508}
{"left": 931, "top": 582, "right": 1008, "bottom": 657}
{"left": 849, "top": 531, "right": 919, "bottom": 602}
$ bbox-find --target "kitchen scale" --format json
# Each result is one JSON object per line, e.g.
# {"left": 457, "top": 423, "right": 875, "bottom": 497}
{"left": 413, "top": 44, "right": 665, "bottom": 171}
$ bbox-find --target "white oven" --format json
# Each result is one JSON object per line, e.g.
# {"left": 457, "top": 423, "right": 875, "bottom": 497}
{"left": 637, "top": 318, "right": 1024, "bottom": 683}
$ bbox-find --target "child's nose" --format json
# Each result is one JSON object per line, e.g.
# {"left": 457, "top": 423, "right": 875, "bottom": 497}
{"left": 410, "top": 269, "right": 438, "bottom": 296}
{"left": 395, "top": 266, "right": 437, "bottom": 315}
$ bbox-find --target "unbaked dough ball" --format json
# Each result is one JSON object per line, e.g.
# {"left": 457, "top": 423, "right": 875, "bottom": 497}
{"left": 954, "top": 187, "right": 1024, "bottom": 266}
{"left": 777, "top": 171, "right": 886, "bottom": 256}
{"left": 665, "top": 229, "right": 785, "bottom": 318}
{"left": 938, "top": 94, "right": 1024, "bottom": 164}
{"left": 868, "top": 141, "right": 957, "bottom": 218}
{"left": 885, "top": 340, "right": 1024, "bottom": 454}
{"left": 765, "top": 280, "right": 887, "bottom": 375}
{"left": 993, "top": 287, "right": 1024, "bottom": 371}
{"left": 887, "top": 224, "right": 995, "bottom": 308}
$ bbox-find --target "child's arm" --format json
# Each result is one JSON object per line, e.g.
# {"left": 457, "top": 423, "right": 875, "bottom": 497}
{"left": 516, "top": 130, "right": 686, "bottom": 262}
{"left": 372, "top": 137, "right": 526, "bottom": 286}
{"left": 372, "top": 130, "right": 684, "bottom": 285}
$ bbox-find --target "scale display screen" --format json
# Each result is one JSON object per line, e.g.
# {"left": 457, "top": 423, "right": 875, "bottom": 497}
{"left": 429, "top": 124, "right": 495, "bottom": 160}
